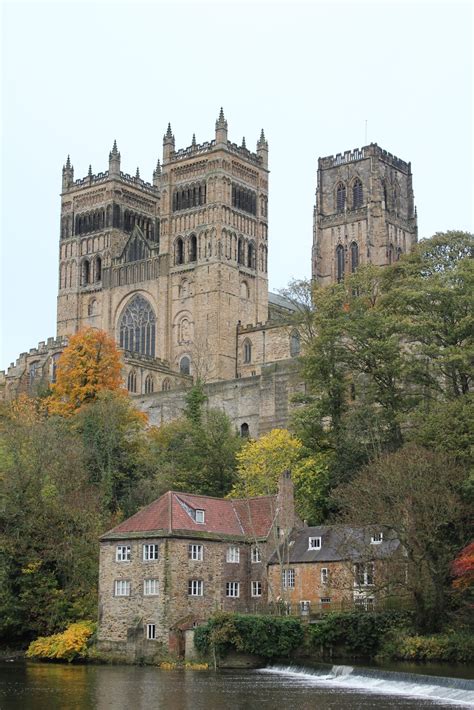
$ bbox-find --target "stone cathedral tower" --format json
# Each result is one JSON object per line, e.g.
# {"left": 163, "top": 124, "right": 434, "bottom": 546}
{"left": 312, "top": 143, "right": 417, "bottom": 286}
{"left": 56, "top": 110, "right": 269, "bottom": 386}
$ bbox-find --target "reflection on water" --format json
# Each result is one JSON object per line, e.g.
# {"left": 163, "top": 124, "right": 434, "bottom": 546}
{"left": 0, "top": 661, "right": 472, "bottom": 710}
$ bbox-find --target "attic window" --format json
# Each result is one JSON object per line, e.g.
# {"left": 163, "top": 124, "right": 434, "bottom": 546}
{"left": 308, "top": 537, "right": 321, "bottom": 550}
{"left": 371, "top": 532, "right": 383, "bottom": 544}
{"left": 195, "top": 509, "right": 205, "bottom": 524}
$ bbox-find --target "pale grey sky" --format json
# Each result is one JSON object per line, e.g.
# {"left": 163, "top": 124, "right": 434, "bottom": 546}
{"left": 1, "top": 0, "right": 473, "bottom": 370}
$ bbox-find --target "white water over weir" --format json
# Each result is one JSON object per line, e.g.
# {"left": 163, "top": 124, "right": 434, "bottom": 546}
{"left": 261, "top": 664, "right": 474, "bottom": 707}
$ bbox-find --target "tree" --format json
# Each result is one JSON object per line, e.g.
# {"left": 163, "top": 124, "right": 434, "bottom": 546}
{"left": 334, "top": 445, "right": 470, "bottom": 632}
{"left": 47, "top": 328, "right": 124, "bottom": 416}
{"left": 451, "top": 543, "right": 474, "bottom": 591}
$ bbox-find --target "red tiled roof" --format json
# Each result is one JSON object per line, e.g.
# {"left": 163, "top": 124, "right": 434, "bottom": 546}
{"left": 103, "top": 490, "right": 278, "bottom": 539}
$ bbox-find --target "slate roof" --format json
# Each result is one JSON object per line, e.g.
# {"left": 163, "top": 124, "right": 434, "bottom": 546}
{"left": 101, "top": 490, "right": 278, "bottom": 541}
{"left": 268, "top": 292, "right": 297, "bottom": 312}
{"left": 268, "top": 525, "right": 401, "bottom": 564}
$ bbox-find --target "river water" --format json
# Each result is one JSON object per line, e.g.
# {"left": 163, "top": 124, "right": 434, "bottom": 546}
{"left": 1, "top": 661, "right": 473, "bottom": 709}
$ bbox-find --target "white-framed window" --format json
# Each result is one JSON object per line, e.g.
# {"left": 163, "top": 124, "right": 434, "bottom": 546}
{"left": 195, "top": 509, "right": 205, "bottom": 524}
{"left": 114, "top": 580, "right": 131, "bottom": 596}
{"left": 188, "top": 579, "right": 203, "bottom": 596}
{"left": 116, "top": 545, "right": 131, "bottom": 562}
{"left": 188, "top": 544, "right": 203, "bottom": 561}
{"left": 143, "top": 544, "right": 159, "bottom": 561}
{"left": 143, "top": 579, "right": 159, "bottom": 596}
{"left": 321, "top": 567, "right": 329, "bottom": 585}
{"left": 251, "top": 546, "right": 261, "bottom": 563}
{"left": 251, "top": 581, "right": 262, "bottom": 597}
{"left": 371, "top": 532, "right": 383, "bottom": 544}
{"left": 300, "top": 600, "right": 310, "bottom": 613}
{"left": 320, "top": 597, "right": 332, "bottom": 605}
{"left": 226, "top": 582, "right": 240, "bottom": 598}
{"left": 308, "top": 537, "right": 321, "bottom": 550}
{"left": 226, "top": 546, "right": 240, "bottom": 563}
{"left": 354, "top": 562, "right": 375, "bottom": 587}
{"left": 282, "top": 568, "right": 295, "bottom": 589}
{"left": 146, "top": 623, "right": 156, "bottom": 640}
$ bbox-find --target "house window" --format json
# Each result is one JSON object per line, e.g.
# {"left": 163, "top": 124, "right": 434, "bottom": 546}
{"left": 114, "top": 580, "right": 131, "bottom": 596}
{"left": 195, "top": 510, "right": 205, "bottom": 524}
{"left": 251, "top": 581, "right": 262, "bottom": 597}
{"left": 188, "top": 579, "right": 203, "bottom": 596}
{"left": 371, "top": 532, "right": 383, "bottom": 544}
{"left": 143, "top": 579, "right": 159, "bottom": 596}
{"left": 251, "top": 546, "right": 261, "bottom": 563}
{"left": 143, "top": 544, "right": 159, "bottom": 561}
{"left": 300, "top": 600, "right": 310, "bottom": 613}
{"left": 226, "top": 582, "right": 240, "bottom": 598}
{"left": 188, "top": 544, "right": 203, "bottom": 561}
{"left": 308, "top": 537, "right": 321, "bottom": 550}
{"left": 354, "top": 562, "right": 375, "bottom": 587}
{"left": 321, "top": 567, "right": 329, "bottom": 585}
{"left": 320, "top": 597, "right": 332, "bottom": 606}
{"left": 116, "top": 545, "right": 131, "bottom": 562}
{"left": 243, "top": 339, "right": 252, "bottom": 364}
{"left": 226, "top": 546, "right": 240, "bottom": 563}
{"left": 282, "top": 568, "right": 295, "bottom": 589}
{"left": 146, "top": 623, "right": 156, "bottom": 640}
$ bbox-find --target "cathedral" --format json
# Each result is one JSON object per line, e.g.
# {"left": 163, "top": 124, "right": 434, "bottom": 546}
{"left": 0, "top": 110, "right": 417, "bottom": 434}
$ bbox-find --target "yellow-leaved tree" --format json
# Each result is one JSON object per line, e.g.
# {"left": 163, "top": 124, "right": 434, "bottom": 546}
{"left": 47, "top": 328, "right": 124, "bottom": 416}
{"left": 229, "top": 428, "right": 331, "bottom": 523}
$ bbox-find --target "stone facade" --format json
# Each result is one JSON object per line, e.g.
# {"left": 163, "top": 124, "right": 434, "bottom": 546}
{"left": 97, "top": 475, "right": 298, "bottom": 655}
{"left": 312, "top": 143, "right": 417, "bottom": 286}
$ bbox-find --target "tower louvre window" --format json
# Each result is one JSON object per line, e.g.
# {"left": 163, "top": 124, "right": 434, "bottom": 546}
{"left": 353, "top": 179, "right": 363, "bottom": 208}
{"left": 336, "top": 183, "right": 346, "bottom": 212}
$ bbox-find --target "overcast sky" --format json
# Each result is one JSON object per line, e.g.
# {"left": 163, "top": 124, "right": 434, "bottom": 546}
{"left": 1, "top": 0, "right": 473, "bottom": 370}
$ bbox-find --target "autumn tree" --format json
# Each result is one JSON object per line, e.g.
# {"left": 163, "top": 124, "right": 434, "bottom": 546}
{"left": 47, "top": 328, "right": 124, "bottom": 416}
{"left": 451, "top": 543, "right": 474, "bottom": 591}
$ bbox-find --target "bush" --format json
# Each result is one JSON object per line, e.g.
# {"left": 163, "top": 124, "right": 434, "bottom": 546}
{"left": 194, "top": 613, "right": 304, "bottom": 659}
{"left": 26, "top": 621, "right": 96, "bottom": 662}
{"left": 380, "top": 631, "right": 474, "bottom": 663}
{"left": 307, "top": 611, "right": 413, "bottom": 658}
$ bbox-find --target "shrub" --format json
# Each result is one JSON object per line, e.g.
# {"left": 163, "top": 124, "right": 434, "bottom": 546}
{"left": 26, "top": 621, "right": 96, "bottom": 662}
{"left": 194, "top": 613, "right": 304, "bottom": 659}
{"left": 381, "top": 631, "right": 474, "bottom": 663}
{"left": 307, "top": 611, "right": 413, "bottom": 658}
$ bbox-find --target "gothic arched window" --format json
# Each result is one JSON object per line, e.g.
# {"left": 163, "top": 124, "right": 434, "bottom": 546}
{"left": 336, "top": 244, "right": 345, "bottom": 283}
{"left": 247, "top": 242, "right": 255, "bottom": 269}
{"left": 51, "top": 353, "right": 61, "bottom": 383}
{"left": 119, "top": 295, "right": 156, "bottom": 357}
{"left": 162, "top": 378, "right": 171, "bottom": 391}
{"left": 388, "top": 243, "right": 395, "bottom": 265}
{"left": 350, "top": 242, "right": 359, "bottom": 273}
{"left": 180, "top": 356, "right": 191, "bottom": 376}
{"left": 290, "top": 331, "right": 301, "bottom": 357}
{"left": 127, "top": 370, "right": 137, "bottom": 393}
{"left": 144, "top": 374, "right": 154, "bottom": 394}
{"left": 237, "top": 237, "right": 244, "bottom": 265}
{"left": 240, "top": 423, "right": 249, "bottom": 438}
{"left": 28, "top": 361, "right": 39, "bottom": 388}
{"left": 95, "top": 256, "right": 102, "bottom": 282}
{"left": 336, "top": 183, "right": 346, "bottom": 212}
{"left": 81, "top": 259, "right": 90, "bottom": 286}
{"left": 88, "top": 298, "right": 97, "bottom": 316}
{"left": 353, "top": 179, "right": 363, "bottom": 209}
{"left": 189, "top": 235, "right": 197, "bottom": 262}
{"left": 175, "top": 238, "right": 184, "bottom": 265}
{"left": 243, "top": 339, "right": 252, "bottom": 364}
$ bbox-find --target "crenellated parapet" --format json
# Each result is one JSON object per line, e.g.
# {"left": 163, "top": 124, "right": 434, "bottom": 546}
{"left": 319, "top": 143, "right": 410, "bottom": 174}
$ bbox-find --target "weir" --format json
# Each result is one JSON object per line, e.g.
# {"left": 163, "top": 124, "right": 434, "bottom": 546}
{"left": 261, "top": 664, "right": 474, "bottom": 706}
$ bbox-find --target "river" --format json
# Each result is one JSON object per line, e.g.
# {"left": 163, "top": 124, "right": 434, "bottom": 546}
{"left": 1, "top": 661, "right": 473, "bottom": 709}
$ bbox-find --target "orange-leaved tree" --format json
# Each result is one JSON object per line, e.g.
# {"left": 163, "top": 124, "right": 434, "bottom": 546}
{"left": 47, "top": 328, "right": 124, "bottom": 416}
{"left": 452, "top": 542, "right": 474, "bottom": 590}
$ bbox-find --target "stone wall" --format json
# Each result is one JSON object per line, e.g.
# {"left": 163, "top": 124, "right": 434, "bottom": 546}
{"left": 136, "top": 359, "right": 305, "bottom": 437}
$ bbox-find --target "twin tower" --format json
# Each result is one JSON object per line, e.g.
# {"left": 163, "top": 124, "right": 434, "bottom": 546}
{"left": 57, "top": 109, "right": 417, "bottom": 392}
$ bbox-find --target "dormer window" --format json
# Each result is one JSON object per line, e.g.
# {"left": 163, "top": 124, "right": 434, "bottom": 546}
{"left": 195, "top": 509, "right": 205, "bottom": 524}
{"left": 308, "top": 537, "right": 321, "bottom": 550}
{"left": 371, "top": 532, "right": 383, "bottom": 544}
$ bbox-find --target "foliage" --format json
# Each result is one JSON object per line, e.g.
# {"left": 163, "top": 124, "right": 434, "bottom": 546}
{"left": 194, "top": 612, "right": 304, "bottom": 659}
{"left": 334, "top": 445, "right": 470, "bottom": 632}
{"left": 307, "top": 610, "right": 412, "bottom": 658}
{"left": 47, "top": 328, "right": 124, "bottom": 416}
{"left": 26, "top": 621, "right": 96, "bottom": 662}
{"left": 73, "top": 390, "right": 149, "bottom": 515}
{"left": 0, "top": 401, "right": 106, "bottom": 641}
{"left": 452, "top": 543, "right": 474, "bottom": 590}
{"left": 379, "top": 630, "right": 474, "bottom": 663}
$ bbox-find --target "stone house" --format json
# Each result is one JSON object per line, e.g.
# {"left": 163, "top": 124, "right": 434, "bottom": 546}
{"left": 97, "top": 472, "right": 298, "bottom": 657}
{"left": 267, "top": 525, "right": 404, "bottom": 615}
